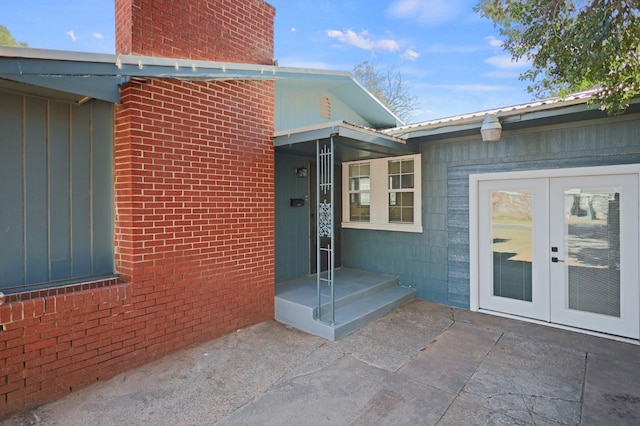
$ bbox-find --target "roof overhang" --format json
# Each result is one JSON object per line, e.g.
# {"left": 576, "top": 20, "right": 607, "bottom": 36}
{"left": 0, "top": 47, "right": 402, "bottom": 128}
{"left": 386, "top": 90, "right": 640, "bottom": 142}
{"left": 274, "top": 121, "right": 418, "bottom": 162}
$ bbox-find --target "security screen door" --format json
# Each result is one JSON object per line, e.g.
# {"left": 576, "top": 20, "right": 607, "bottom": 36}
{"left": 479, "top": 172, "right": 639, "bottom": 339}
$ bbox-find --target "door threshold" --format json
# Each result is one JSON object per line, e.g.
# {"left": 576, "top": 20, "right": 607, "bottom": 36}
{"left": 476, "top": 308, "right": 640, "bottom": 346}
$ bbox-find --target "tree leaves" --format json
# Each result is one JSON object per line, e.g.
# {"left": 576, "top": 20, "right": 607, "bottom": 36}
{"left": 0, "top": 25, "right": 28, "bottom": 47}
{"left": 476, "top": 0, "right": 640, "bottom": 114}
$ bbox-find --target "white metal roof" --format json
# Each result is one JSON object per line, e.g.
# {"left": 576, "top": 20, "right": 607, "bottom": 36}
{"left": 384, "top": 89, "right": 598, "bottom": 138}
{"left": 0, "top": 46, "right": 401, "bottom": 127}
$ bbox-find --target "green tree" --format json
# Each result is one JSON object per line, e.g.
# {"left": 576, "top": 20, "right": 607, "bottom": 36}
{"left": 354, "top": 61, "right": 418, "bottom": 123}
{"left": 475, "top": 0, "right": 640, "bottom": 114}
{"left": 0, "top": 25, "right": 28, "bottom": 47}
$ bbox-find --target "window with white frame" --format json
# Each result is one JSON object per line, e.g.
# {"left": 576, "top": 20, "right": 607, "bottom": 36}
{"left": 342, "top": 154, "right": 422, "bottom": 232}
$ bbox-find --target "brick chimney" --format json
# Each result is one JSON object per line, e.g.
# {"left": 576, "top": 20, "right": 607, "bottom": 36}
{"left": 115, "top": 0, "right": 275, "bottom": 64}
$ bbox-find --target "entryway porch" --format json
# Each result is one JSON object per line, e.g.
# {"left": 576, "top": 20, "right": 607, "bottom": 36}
{"left": 275, "top": 268, "right": 416, "bottom": 340}
{"left": 274, "top": 121, "right": 419, "bottom": 340}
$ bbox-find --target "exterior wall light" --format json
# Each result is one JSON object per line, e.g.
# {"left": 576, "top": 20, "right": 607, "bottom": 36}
{"left": 480, "top": 114, "right": 502, "bottom": 142}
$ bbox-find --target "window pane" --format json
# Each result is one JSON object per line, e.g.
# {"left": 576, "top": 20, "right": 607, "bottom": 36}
{"left": 401, "top": 160, "right": 414, "bottom": 173}
{"left": 402, "top": 207, "right": 414, "bottom": 222}
{"left": 389, "top": 192, "right": 414, "bottom": 223}
{"left": 565, "top": 187, "right": 620, "bottom": 317}
{"left": 491, "top": 189, "right": 533, "bottom": 302}
{"left": 360, "top": 177, "right": 370, "bottom": 190}
{"left": 389, "top": 206, "right": 401, "bottom": 222}
{"left": 388, "top": 160, "right": 401, "bottom": 174}
{"left": 350, "top": 177, "right": 359, "bottom": 191}
{"left": 401, "top": 192, "right": 414, "bottom": 207}
{"left": 350, "top": 193, "right": 370, "bottom": 221}
{"left": 389, "top": 175, "right": 400, "bottom": 189}
{"left": 401, "top": 174, "right": 414, "bottom": 189}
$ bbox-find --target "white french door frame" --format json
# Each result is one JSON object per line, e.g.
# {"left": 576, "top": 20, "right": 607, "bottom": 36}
{"left": 470, "top": 164, "right": 640, "bottom": 339}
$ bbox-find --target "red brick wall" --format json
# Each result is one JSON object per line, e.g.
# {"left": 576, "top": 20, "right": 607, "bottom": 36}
{"left": 115, "top": 0, "right": 275, "bottom": 64}
{"left": 1, "top": 78, "right": 275, "bottom": 418}
{"left": 113, "top": 77, "right": 276, "bottom": 341}
{"left": 0, "top": 77, "right": 275, "bottom": 418}
{"left": 0, "top": 280, "right": 135, "bottom": 415}
{"left": 1, "top": 0, "right": 277, "bottom": 418}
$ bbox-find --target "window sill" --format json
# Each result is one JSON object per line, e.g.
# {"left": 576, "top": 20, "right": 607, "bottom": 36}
{"left": 342, "top": 221, "right": 423, "bottom": 233}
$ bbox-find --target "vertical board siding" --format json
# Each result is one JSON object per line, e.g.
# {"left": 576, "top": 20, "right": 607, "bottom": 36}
{"left": 24, "top": 97, "right": 49, "bottom": 284}
{"left": 0, "top": 93, "right": 25, "bottom": 285}
{"left": 71, "top": 104, "right": 93, "bottom": 278}
{"left": 0, "top": 93, "right": 114, "bottom": 292}
{"left": 342, "top": 114, "right": 640, "bottom": 308}
{"left": 49, "top": 101, "right": 72, "bottom": 280}
{"left": 92, "top": 100, "right": 115, "bottom": 274}
{"left": 275, "top": 153, "right": 310, "bottom": 282}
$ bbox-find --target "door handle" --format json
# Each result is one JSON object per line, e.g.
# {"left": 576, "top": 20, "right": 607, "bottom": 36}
{"left": 551, "top": 257, "right": 564, "bottom": 263}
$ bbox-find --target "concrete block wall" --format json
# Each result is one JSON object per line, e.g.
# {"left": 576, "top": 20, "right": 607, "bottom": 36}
{"left": 1, "top": 0, "right": 276, "bottom": 418}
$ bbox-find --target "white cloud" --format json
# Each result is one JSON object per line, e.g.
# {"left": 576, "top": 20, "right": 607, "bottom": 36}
{"left": 484, "top": 54, "right": 529, "bottom": 69}
{"left": 483, "top": 54, "right": 530, "bottom": 79}
{"left": 66, "top": 30, "right": 78, "bottom": 42}
{"left": 486, "top": 35, "right": 503, "bottom": 48}
{"left": 388, "top": 0, "right": 466, "bottom": 26}
{"left": 401, "top": 49, "right": 420, "bottom": 61}
{"left": 326, "top": 29, "right": 400, "bottom": 52}
{"left": 93, "top": 32, "right": 104, "bottom": 39}
{"left": 290, "top": 27, "right": 297, "bottom": 32}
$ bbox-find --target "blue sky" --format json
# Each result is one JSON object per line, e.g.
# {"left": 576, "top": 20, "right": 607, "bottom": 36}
{"left": 2, "top": 0, "right": 535, "bottom": 123}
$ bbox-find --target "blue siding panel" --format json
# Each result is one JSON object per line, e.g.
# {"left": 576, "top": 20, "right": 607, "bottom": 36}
{"left": 24, "top": 98, "right": 49, "bottom": 284}
{"left": 91, "top": 101, "right": 114, "bottom": 274}
{"left": 0, "top": 93, "right": 25, "bottom": 285}
{"left": 342, "top": 114, "right": 640, "bottom": 308}
{"left": 275, "top": 153, "right": 310, "bottom": 283}
{"left": 70, "top": 104, "right": 92, "bottom": 278}
{"left": 49, "top": 102, "right": 72, "bottom": 280}
{"left": 0, "top": 92, "right": 114, "bottom": 292}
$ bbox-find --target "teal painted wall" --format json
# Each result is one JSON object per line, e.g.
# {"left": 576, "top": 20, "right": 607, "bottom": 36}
{"left": 342, "top": 113, "right": 640, "bottom": 308}
{"left": 275, "top": 86, "right": 368, "bottom": 131}
{"left": 275, "top": 153, "right": 311, "bottom": 283}
{"left": 0, "top": 92, "right": 114, "bottom": 292}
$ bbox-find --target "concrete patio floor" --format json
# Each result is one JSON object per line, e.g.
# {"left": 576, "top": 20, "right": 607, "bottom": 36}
{"left": 2, "top": 300, "right": 639, "bottom": 425}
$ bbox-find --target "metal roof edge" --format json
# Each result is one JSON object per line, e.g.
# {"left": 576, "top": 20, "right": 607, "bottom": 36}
{"left": 0, "top": 45, "right": 117, "bottom": 63}
{"left": 0, "top": 46, "right": 351, "bottom": 78}
{"left": 385, "top": 90, "right": 600, "bottom": 138}
{"left": 274, "top": 120, "right": 406, "bottom": 145}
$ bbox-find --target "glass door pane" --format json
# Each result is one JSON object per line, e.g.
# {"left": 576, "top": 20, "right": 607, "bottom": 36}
{"left": 565, "top": 187, "right": 620, "bottom": 317}
{"left": 550, "top": 174, "right": 639, "bottom": 339}
{"left": 491, "top": 189, "right": 533, "bottom": 302}
{"left": 478, "top": 179, "right": 549, "bottom": 321}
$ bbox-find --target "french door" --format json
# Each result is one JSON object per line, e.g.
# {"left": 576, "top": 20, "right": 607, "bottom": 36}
{"left": 477, "top": 169, "right": 639, "bottom": 339}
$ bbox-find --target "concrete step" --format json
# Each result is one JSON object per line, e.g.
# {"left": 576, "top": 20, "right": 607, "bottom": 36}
{"left": 275, "top": 269, "right": 416, "bottom": 341}
{"left": 323, "top": 285, "right": 416, "bottom": 340}
{"left": 316, "top": 274, "right": 401, "bottom": 312}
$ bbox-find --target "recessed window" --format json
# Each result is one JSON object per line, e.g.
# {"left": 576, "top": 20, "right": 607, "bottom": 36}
{"left": 342, "top": 154, "right": 422, "bottom": 233}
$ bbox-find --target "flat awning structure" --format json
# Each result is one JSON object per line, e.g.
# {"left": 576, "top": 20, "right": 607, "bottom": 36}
{"left": 273, "top": 121, "right": 417, "bottom": 162}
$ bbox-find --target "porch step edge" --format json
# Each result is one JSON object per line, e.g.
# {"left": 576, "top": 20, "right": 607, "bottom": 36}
{"left": 317, "top": 275, "right": 399, "bottom": 313}
{"left": 327, "top": 285, "right": 417, "bottom": 340}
